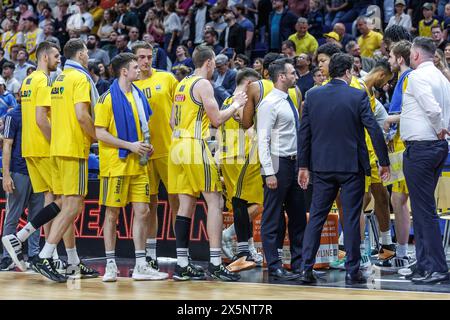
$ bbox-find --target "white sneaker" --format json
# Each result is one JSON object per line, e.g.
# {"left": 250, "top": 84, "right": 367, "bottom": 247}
{"left": 102, "top": 262, "right": 118, "bottom": 282}
{"left": 53, "top": 259, "right": 67, "bottom": 274}
{"left": 248, "top": 239, "right": 263, "bottom": 266}
{"left": 132, "top": 263, "right": 169, "bottom": 281}
{"left": 221, "top": 231, "right": 235, "bottom": 259}
{"left": 360, "top": 253, "right": 372, "bottom": 269}
{"left": 1, "top": 234, "right": 26, "bottom": 271}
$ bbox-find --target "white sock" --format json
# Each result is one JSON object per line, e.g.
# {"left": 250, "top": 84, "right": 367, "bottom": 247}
{"left": 223, "top": 225, "right": 236, "bottom": 239}
{"left": 380, "top": 230, "right": 393, "bottom": 245}
{"left": 66, "top": 247, "right": 80, "bottom": 265}
{"left": 135, "top": 250, "right": 146, "bottom": 266}
{"left": 17, "top": 223, "right": 36, "bottom": 242}
{"left": 105, "top": 251, "right": 116, "bottom": 264}
{"left": 248, "top": 237, "right": 255, "bottom": 249}
{"left": 177, "top": 248, "right": 189, "bottom": 267}
{"left": 338, "top": 232, "right": 344, "bottom": 246}
{"left": 39, "top": 242, "right": 56, "bottom": 259}
{"left": 210, "top": 248, "right": 222, "bottom": 266}
{"left": 146, "top": 238, "right": 157, "bottom": 259}
{"left": 52, "top": 248, "right": 59, "bottom": 260}
{"left": 396, "top": 244, "right": 408, "bottom": 258}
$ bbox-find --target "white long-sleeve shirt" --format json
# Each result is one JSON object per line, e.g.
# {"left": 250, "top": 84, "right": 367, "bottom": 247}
{"left": 400, "top": 61, "right": 450, "bottom": 141}
{"left": 257, "top": 88, "right": 298, "bottom": 176}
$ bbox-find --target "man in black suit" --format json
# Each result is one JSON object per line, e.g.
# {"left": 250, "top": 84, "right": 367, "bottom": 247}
{"left": 297, "top": 53, "right": 391, "bottom": 285}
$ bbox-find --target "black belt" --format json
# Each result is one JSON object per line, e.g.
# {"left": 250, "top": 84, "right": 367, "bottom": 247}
{"left": 405, "top": 140, "right": 444, "bottom": 146}
{"left": 280, "top": 155, "right": 297, "bottom": 161}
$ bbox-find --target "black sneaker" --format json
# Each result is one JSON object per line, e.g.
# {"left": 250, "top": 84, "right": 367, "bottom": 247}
{"left": 146, "top": 256, "right": 159, "bottom": 271}
{"left": 0, "top": 257, "right": 14, "bottom": 271}
{"left": 33, "top": 257, "right": 68, "bottom": 283}
{"left": 66, "top": 261, "right": 100, "bottom": 279}
{"left": 188, "top": 256, "right": 204, "bottom": 272}
{"left": 172, "top": 264, "right": 207, "bottom": 281}
{"left": 208, "top": 263, "right": 241, "bottom": 282}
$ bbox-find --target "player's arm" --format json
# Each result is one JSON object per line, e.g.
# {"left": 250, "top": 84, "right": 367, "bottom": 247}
{"left": 95, "top": 126, "right": 152, "bottom": 156}
{"left": 36, "top": 106, "right": 51, "bottom": 142}
{"left": 197, "top": 79, "right": 247, "bottom": 127}
{"left": 242, "top": 81, "right": 259, "bottom": 129}
{"left": 75, "top": 102, "right": 97, "bottom": 140}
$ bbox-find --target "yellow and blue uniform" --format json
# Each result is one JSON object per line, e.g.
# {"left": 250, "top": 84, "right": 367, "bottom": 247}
{"left": 24, "top": 28, "right": 43, "bottom": 62}
{"left": 134, "top": 69, "right": 178, "bottom": 195}
{"left": 95, "top": 90, "right": 150, "bottom": 207}
{"left": 168, "top": 75, "right": 222, "bottom": 197}
{"left": 3, "top": 31, "right": 21, "bottom": 58}
{"left": 21, "top": 70, "right": 54, "bottom": 193}
{"left": 218, "top": 96, "right": 263, "bottom": 208}
{"left": 419, "top": 18, "right": 439, "bottom": 38}
{"left": 50, "top": 69, "right": 91, "bottom": 196}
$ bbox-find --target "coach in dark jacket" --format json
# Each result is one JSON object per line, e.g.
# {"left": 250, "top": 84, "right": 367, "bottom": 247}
{"left": 297, "top": 53, "right": 390, "bottom": 285}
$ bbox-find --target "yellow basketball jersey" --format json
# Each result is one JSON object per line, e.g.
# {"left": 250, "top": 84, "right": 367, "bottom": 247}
{"left": 172, "top": 75, "right": 210, "bottom": 140}
{"left": 50, "top": 68, "right": 92, "bottom": 159}
{"left": 3, "top": 31, "right": 20, "bottom": 57}
{"left": 21, "top": 70, "right": 52, "bottom": 158}
{"left": 24, "top": 28, "right": 42, "bottom": 62}
{"left": 134, "top": 69, "right": 178, "bottom": 159}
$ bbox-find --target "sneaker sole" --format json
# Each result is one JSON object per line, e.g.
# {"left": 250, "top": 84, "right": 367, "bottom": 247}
{"left": 226, "top": 261, "right": 256, "bottom": 272}
{"left": 2, "top": 237, "right": 26, "bottom": 272}
{"left": 102, "top": 277, "right": 117, "bottom": 282}
{"left": 172, "top": 274, "right": 191, "bottom": 281}
{"left": 132, "top": 274, "right": 169, "bottom": 281}
{"left": 209, "top": 273, "right": 240, "bottom": 282}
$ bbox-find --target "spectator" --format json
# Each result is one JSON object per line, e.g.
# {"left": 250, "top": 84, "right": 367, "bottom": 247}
{"left": 130, "top": 0, "right": 153, "bottom": 31}
{"left": 13, "top": 48, "right": 33, "bottom": 84}
{"left": 383, "top": 24, "right": 413, "bottom": 50}
{"left": 269, "top": 0, "right": 298, "bottom": 52}
{"left": 356, "top": 16, "right": 383, "bottom": 58}
{"left": 101, "top": 30, "right": 118, "bottom": 57}
{"left": 113, "top": 0, "right": 140, "bottom": 35}
{"left": 307, "top": 0, "right": 323, "bottom": 39}
{"left": 87, "top": 34, "right": 110, "bottom": 66}
{"left": 443, "top": 3, "right": 450, "bottom": 41}
{"left": 88, "top": 0, "right": 104, "bottom": 34}
{"left": 324, "top": 31, "right": 343, "bottom": 49}
{"left": 43, "top": 23, "right": 60, "bottom": 47}
{"left": 143, "top": 33, "right": 168, "bottom": 70}
{"left": 109, "top": 34, "right": 132, "bottom": 59}
{"left": 2, "top": 19, "right": 24, "bottom": 62}
{"left": 26, "top": 65, "right": 36, "bottom": 76}
{"left": 0, "top": 49, "right": 8, "bottom": 73}
{"left": 432, "top": 25, "right": 448, "bottom": 52}
{"left": 235, "top": 53, "right": 250, "bottom": 70}
{"left": 188, "top": 0, "right": 212, "bottom": 48}
{"left": 97, "top": 62, "right": 111, "bottom": 82}
{"left": 53, "top": 0, "right": 71, "bottom": 49}
{"left": 97, "top": 8, "right": 117, "bottom": 46}
{"left": 311, "top": 67, "right": 325, "bottom": 86}
{"left": 17, "top": 0, "right": 34, "bottom": 33}
{"left": 213, "top": 53, "right": 237, "bottom": 95}
{"left": 434, "top": 48, "right": 450, "bottom": 81}
{"left": 281, "top": 39, "right": 297, "bottom": 58}
{"left": 174, "top": 64, "right": 192, "bottom": 81}
{"left": 253, "top": 57, "right": 264, "bottom": 76}
{"left": 8, "top": 45, "right": 22, "bottom": 65}
{"left": 445, "top": 42, "right": 450, "bottom": 65}
{"left": 235, "top": 4, "right": 254, "bottom": 52}
{"left": 23, "top": 17, "right": 44, "bottom": 63}
{"left": 171, "top": 45, "right": 195, "bottom": 73}
{"left": 144, "top": 8, "right": 164, "bottom": 46}
{"left": 66, "top": 0, "right": 94, "bottom": 42}
{"left": 1, "top": 9, "right": 15, "bottom": 32}
{"left": 152, "top": 0, "right": 165, "bottom": 18}
{"left": 345, "top": 40, "right": 376, "bottom": 72}
{"left": 205, "top": 6, "right": 227, "bottom": 36}
{"left": 387, "top": 0, "right": 412, "bottom": 31}
{"left": 333, "top": 23, "right": 354, "bottom": 48}
{"left": 339, "top": 0, "right": 371, "bottom": 23}
{"left": 38, "top": 6, "right": 54, "bottom": 29}
{"left": 408, "top": 0, "right": 431, "bottom": 33}
{"left": 220, "top": 10, "right": 246, "bottom": 54}
{"left": 0, "top": 78, "right": 18, "bottom": 116}
{"left": 2, "top": 62, "right": 21, "bottom": 100}
{"left": 352, "top": 55, "right": 367, "bottom": 78}
{"left": 438, "top": 0, "right": 449, "bottom": 17}
{"left": 127, "top": 26, "right": 140, "bottom": 50}
{"left": 295, "top": 53, "right": 314, "bottom": 97}
{"left": 288, "top": 17, "right": 319, "bottom": 56}
{"left": 324, "top": 0, "right": 349, "bottom": 29}
{"left": 163, "top": 0, "right": 182, "bottom": 61}
{"left": 289, "top": 0, "right": 309, "bottom": 17}
{"left": 176, "top": 0, "right": 194, "bottom": 17}
{"left": 88, "top": 62, "right": 110, "bottom": 95}
{"left": 418, "top": 2, "right": 439, "bottom": 37}
{"left": 204, "top": 29, "right": 224, "bottom": 55}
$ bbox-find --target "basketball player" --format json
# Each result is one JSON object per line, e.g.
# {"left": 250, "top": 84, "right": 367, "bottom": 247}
{"left": 168, "top": 45, "right": 245, "bottom": 281}
{"left": 132, "top": 41, "right": 179, "bottom": 270}
{"left": 2, "top": 41, "right": 96, "bottom": 278}
{"left": 96, "top": 52, "right": 169, "bottom": 282}
{"left": 218, "top": 67, "right": 263, "bottom": 272}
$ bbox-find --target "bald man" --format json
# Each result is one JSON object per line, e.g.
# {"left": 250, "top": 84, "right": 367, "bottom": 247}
{"left": 333, "top": 23, "right": 355, "bottom": 48}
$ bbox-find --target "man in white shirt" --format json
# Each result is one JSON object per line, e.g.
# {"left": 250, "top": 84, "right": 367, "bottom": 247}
{"left": 386, "top": 0, "right": 412, "bottom": 31}
{"left": 66, "top": 0, "right": 94, "bottom": 42}
{"left": 400, "top": 37, "right": 450, "bottom": 285}
{"left": 13, "top": 47, "right": 33, "bottom": 84}
{"left": 2, "top": 62, "right": 21, "bottom": 100}
{"left": 257, "top": 58, "right": 306, "bottom": 281}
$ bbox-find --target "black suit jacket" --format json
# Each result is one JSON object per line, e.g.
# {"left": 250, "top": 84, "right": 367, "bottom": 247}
{"left": 219, "top": 23, "right": 246, "bottom": 54}
{"left": 189, "top": 4, "right": 212, "bottom": 44}
{"left": 297, "top": 79, "right": 389, "bottom": 175}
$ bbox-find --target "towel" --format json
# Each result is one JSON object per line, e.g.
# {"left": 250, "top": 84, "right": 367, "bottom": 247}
{"left": 110, "top": 79, "right": 152, "bottom": 159}
{"left": 64, "top": 59, "right": 100, "bottom": 118}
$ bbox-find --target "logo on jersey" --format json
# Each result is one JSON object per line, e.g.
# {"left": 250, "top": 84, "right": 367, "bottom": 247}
{"left": 175, "top": 94, "right": 185, "bottom": 102}
{"left": 155, "top": 85, "right": 161, "bottom": 91}
{"left": 179, "top": 85, "right": 185, "bottom": 92}
{"left": 51, "top": 87, "right": 64, "bottom": 95}
{"left": 26, "top": 78, "right": 32, "bottom": 85}
{"left": 21, "top": 90, "right": 32, "bottom": 97}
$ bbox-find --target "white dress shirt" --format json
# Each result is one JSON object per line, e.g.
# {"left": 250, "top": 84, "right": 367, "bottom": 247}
{"left": 257, "top": 88, "right": 298, "bottom": 176}
{"left": 400, "top": 61, "right": 450, "bottom": 141}
{"left": 387, "top": 13, "right": 412, "bottom": 30}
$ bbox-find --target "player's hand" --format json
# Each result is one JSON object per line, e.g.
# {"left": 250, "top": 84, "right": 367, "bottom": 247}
{"left": 265, "top": 175, "right": 277, "bottom": 189}
{"left": 2, "top": 174, "right": 14, "bottom": 194}
{"left": 128, "top": 141, "right": 152, "bottom": 156}
{"left": 383, "top": 118, "right": 392, "bottom": 133}
{"left": 437, "top": 128, "right": 449, "bottom": 140}
{"left": 233, "top": 91, "right": 248, "bottom": 109}
{"left": 232, "top": 110, "right": 241, "bottom": 122}
{"left": 379, "top": 166, "right": 391, "bottom": 182}
{"left": 387, "top": 139, "right": 394, "bottom": 153}
{"left": 298, "top": 168, "right": 309, "bottom": 190}
{"left": 148, "top": 144, "right": 155, "bottom": 157}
